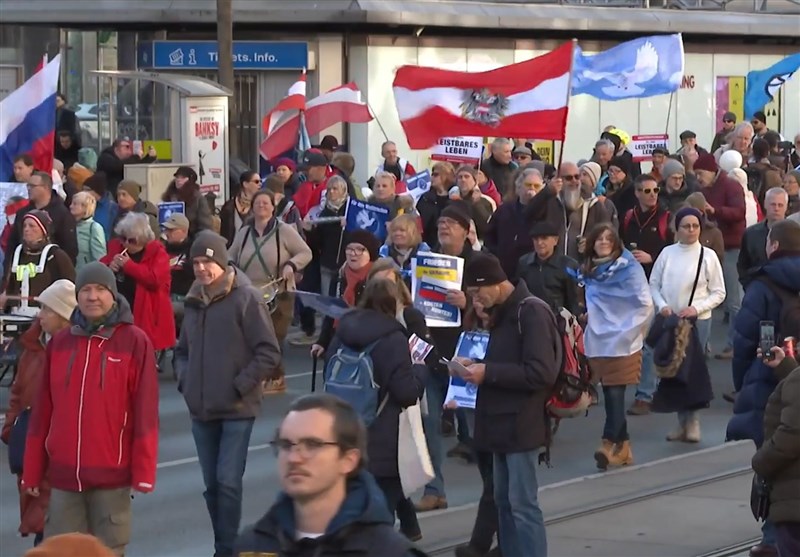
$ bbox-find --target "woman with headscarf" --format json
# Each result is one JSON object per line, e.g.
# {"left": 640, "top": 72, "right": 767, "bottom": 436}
{"left": 161, "top": 166, "right": 214, "bottom": 236}
{"left": 2, "top": 280, "right": 77, "bottom": 547}
{"left": 220, "top": 170, "right": 262, "bottom": 246}
{"left": 648, "top": 207, "right": 725, "bottom": 442}
{"left": 0, "top": 211, "right": 75, "bottom": 314}
{"left": 574, "top": 222, "right": 653, "bottom": 470}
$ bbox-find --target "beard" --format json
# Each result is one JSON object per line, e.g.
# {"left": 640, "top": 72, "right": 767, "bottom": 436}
{"left": 562, "top": 188, "right": 583, "bottom": 212}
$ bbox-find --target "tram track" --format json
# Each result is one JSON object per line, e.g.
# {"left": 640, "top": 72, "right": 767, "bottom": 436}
{"left": 427, "top": 465, "right": 753, "bottom": 556}
{"left": 695, "top": 538, "right": 761, "bottom": 557}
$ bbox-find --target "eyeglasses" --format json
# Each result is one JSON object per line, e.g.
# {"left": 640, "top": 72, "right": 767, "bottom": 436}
{"left": 637, "top": 187, "right": 660, "bottom": 195}
{"left": 680, "top": 223, "right": 701, "bottom": 230}
{"left": 561, "top": 174, "right": 580, "bottom": 181}
{"left": 250, "top": 178, "right": 262, "bottom": 184}
{"left": 345, "top": 246, "right": 366, "bottom": 255}
{"left": 124, "top": 237, "right": 138, "bottom": 244}
{"left": 271, "top": 437, "right": 339, "bottom": 458}
{"left": 524, "top": 182, "right": 544, "bottom": 190}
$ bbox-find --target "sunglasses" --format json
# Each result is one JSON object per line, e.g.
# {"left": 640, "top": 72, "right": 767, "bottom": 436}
{"left": 561, "top": 174, "right": 580, "bottom": 181}
{"left": 723, "top": 119, "right": 735, "bottom": 124}
{"left": 637, "top": 187, "right": 660, "bottom": 195}
{"left": 124, "top": 237, "right": 138, "bottom": 245}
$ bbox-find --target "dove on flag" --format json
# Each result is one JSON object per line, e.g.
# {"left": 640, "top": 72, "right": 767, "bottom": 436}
{"left": 572, "top": 34, "right": 684, "bottom": 101}
{"left": 744, "top": 52, "right": 800, "bottom": 119}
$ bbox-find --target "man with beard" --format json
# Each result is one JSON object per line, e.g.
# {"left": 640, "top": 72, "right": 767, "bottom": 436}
{"left": 525, "top": 161, "right": 618, "bottom": 261}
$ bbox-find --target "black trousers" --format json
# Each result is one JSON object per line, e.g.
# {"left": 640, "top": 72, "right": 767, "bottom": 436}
{"left": 470, "top": 449, "right": 499, "bottom": 553}
{"left": 375, "top": 476, "right": 421, "bottom": 538}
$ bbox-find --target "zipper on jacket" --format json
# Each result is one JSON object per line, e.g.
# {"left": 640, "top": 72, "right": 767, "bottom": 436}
{"left": 117, "top": 411, "right": 127, "bottom": 465}
{"left": 63, "top": 348, "right": 78, "bottom": 388}
{"left": 75, "top": 337, "right": 93, "bottom": 491}
{"left": 100, "top": 351, "right": 107, "bottom": 390}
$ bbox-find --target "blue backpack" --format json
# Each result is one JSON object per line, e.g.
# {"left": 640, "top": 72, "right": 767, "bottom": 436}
{"left": 323, "top": 340, "right": 388, "bottom": 427}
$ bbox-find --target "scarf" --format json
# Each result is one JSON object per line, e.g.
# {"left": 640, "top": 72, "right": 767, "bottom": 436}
{"left": 326, "top": 195, "right": 347, "bottom": 212}
{"left": 342, "top": 263, "right": 372, "bottom": 308}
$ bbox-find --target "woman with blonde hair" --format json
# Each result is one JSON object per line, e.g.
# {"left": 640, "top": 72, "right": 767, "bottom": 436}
{"left": 69, "top": 191, "right": 106, "bottom": 270}
{"left": 370, "top": 171, "right": 407, "bottom": 220}
{"left": 378, "top": 214, "right": 430, "bottom": 287}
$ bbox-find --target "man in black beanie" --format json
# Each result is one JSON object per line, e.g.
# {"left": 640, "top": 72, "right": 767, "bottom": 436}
{"left": 457, "top": 252, "right": 560, "bottom": 557}
{"left": 175, "top": 230, "right": 281, "bottom": 557}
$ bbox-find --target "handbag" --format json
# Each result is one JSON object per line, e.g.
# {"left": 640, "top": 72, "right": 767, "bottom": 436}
{"left": 397, "top": 401, "right": 434, "bottom": 497}
{"left": 750, "top": 473, "right": 771, "bottom": 521}
{"left": 8, "top": 407, "right": 30, "bottom": 475}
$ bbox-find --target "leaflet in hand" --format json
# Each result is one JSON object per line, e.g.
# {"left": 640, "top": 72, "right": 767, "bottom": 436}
{"left": 443, "top": 331, "right": 490, "bottom": 410}
{"left": 408, "top": 334, "right": 433, "bottom": 363}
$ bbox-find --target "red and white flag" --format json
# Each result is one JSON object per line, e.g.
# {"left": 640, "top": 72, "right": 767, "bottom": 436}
{"left": 304, "top": 83, "right": 372, "bottom": 136}
{"left": 393, "top": 42, "right": 575, "bottom": 149}
{"left": 259, "top": 73, "right": 307, "bottom": 160}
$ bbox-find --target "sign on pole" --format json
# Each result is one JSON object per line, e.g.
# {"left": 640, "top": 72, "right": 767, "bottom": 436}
{"left": 629, "top": 134, "right": 670, "bottom": 162}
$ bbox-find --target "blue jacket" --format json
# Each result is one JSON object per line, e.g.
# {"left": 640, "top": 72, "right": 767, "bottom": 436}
{"left": 93, "top": 193, "right": 119, "bottom": 241}
{"left": 726, "top": 253, "right": 800, "bottom": 446}
{"left": 233, "top": 471, "right": 426, "bottom": 556}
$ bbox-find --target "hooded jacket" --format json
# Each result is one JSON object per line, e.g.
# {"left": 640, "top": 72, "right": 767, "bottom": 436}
{"left": 233, "top": 471, "right": 427, "bottom": 557}
{"left": 22, "top": 296, "right": 159, "bottom": 493}
{"left": 727, "top": 253, "right": 800, "bottom": 445}
{"left": 485, "top": 201, "right": 532, "bottom": 278}
{"left": 327, "top": 309, "right": 426, "bottom": 478}
{"left": 175, "top": 267, "right": 282, "bottom": 421}
{"left": 702, "top": 171, "right": 746, "bottom": 249}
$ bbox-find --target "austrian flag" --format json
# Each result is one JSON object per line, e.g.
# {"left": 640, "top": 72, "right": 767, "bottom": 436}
{"left": 393, "top": 42, "right": 575, "bottom": 149}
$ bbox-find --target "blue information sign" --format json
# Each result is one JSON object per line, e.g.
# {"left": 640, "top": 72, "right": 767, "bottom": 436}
{"left": 138, "top": 41, "right": 308, "bottom": 70}
{"left": 158, "top": 202, "right": 185, "bottom": 225}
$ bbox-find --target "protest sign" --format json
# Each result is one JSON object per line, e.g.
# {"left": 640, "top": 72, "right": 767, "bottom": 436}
{"left": 405, "top": 170, "right": 431, "bottom": 205}
{"left": 345, "top": 198, "right": 390, "bottom": 242}
{"left": 444, "top": 331, "right": 490, "bottom": 409}
{"left": 158, "top": 201, "right": 186, "bottom": 225}
{"left": 0, "top": 183, "right": 28, "bottom": 230}
{"left": 629, "top": 134, "right": 669, "bottom": 162}
{"left": 411, "top": 252, "right": 464, "bottom": 328}
{"left": 430, "top": 136, "right": 484, "bottom": 166}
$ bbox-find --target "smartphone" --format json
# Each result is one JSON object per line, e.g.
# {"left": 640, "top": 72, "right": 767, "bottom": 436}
{"left": 759, "top": 321, "right": 776, "bottom": 361}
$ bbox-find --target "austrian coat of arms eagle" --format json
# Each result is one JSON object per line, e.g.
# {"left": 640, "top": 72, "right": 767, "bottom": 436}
{"left": 460, "top": 89, "right": 509, "bottom": 127}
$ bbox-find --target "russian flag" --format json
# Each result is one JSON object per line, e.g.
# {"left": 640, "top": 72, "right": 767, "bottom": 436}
{"left": 0, "top": 54, "right": 61, "bottom": 179}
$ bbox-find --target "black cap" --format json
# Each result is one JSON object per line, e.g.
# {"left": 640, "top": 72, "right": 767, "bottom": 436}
{"left": 679, "top": 130, "right": 696, "bottom": 141}
{"left": 439, "top": 201, "right": 472, "bottom": 231}
{"left": 320, "top": 135, "right": 339, "bottom": 151}
{"left": 300, "top": 149, "right": 328, "bottom": 169}
{"left": 530, "top": 221, "right": 560, "bottom": 238}
{"left": 174, "top": 166, "right": 197, "bottom": 181}
{"left": 464, "top": 253, "right": 508, "bottom": 287}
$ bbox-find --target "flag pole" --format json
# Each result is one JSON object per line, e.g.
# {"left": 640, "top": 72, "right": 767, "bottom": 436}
{"left": 364, "top": 96, "right": 390, "bottom": 143}
{"left": 556, "top": 39, "right": 579, "bottom": 171}
{"left": 664, "top": 91, "right": 675, "bottom": 138}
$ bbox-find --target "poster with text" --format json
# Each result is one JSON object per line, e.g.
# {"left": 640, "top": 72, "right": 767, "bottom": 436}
{"left": 430, "top": 136, "right": 484, "bottom": 166}
{"left": 629, "top": 134, "right": 669, "bottom": 162}
{"left": 186, "top": 103, "right": 226, "bottom": 195}
{"left": 411, "top": 252, "right": 464, "bottom": 328}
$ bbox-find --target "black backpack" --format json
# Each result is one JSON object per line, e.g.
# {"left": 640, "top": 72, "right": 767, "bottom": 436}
{"left": 759, "top": 277, "right": 800, "bottom": 341}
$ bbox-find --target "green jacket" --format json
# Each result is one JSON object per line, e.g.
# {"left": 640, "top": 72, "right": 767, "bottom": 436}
{"left": 75, "top": 218, "right": 107, "bottom": 271}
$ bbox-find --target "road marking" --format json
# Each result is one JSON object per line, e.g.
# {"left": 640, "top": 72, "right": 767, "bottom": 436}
{"left": 157, "top": 443, "right": 272, "bottom": 469}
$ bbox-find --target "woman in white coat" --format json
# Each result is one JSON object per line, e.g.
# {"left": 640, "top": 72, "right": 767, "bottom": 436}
{"left": 649, "top": 207, "right": 726, "bottom": 442}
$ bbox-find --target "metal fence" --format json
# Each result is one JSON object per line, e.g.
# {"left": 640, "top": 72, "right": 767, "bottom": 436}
{"left": 456, "top": 0, "right": 800, "bottom": 13}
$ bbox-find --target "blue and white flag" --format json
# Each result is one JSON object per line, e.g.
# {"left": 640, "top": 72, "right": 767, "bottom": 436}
{"left": 572, "top": 34, "right": 684, "bottom": 101}
{"left": 345, "top": 198, "right": 390, "bottom": 241}
{"left": 744, "top": 52, "right": 800, "bottom": 119}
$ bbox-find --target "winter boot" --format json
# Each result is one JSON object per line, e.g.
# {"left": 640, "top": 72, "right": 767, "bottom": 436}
{"left": 684, "top": 413, "right": 701, "bottom": 443}
{"left": 594, "top": 439, "right": 615, "bottom": 470}
{"left": 666, "top": 413, "right": 687, "bottom": 442}
{"left": 609, "top": 440, "right": 634, "bottom": 467}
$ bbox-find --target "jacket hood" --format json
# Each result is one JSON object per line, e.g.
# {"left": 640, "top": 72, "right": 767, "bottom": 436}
{"left": 761, "top": 254, "right": 800, "bottom": 291}
{"left": 256, "top": 470, "right": 393, "bottom": 541}
{"left": 19, "top": 319, "right": 46, "bottom": 352}
{"left": 135, "top": 199, "right": 158, "bottom": 217}
{"left": 70, "top": 293, "right": 135, "bottom": 337}
{"left": 335, "top": 308, "right": 404, "bottom": 350}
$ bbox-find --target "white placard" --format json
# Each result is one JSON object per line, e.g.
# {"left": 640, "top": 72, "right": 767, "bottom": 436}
{"left": 185, "top": 100, "right": 227, "bottom": 196}
{"left": 629, "top": 134, "right": 670, "bottom": 163}
{"left": 430, "top": 136, "right": 484, "bottom": 166}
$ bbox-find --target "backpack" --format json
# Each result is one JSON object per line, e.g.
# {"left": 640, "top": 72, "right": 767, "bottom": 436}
{"left": 547, "top": 308, "right": 596, "bottom": 420}
{"left": 323, "top": 340, "right": 388, "bottom": 427}
{"left": 623, "top": 208, "right": 670, "bottom": 242}
{"left": 758, "top": 277, "right": 800, "bottom": 341}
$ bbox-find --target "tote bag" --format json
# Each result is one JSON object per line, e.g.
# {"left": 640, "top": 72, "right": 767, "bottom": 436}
{"left": 397, "top": 401, "right": 434, "bottom": 497}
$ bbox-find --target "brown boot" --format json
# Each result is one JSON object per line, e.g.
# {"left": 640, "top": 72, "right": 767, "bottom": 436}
{"left": 593, "top": 439, "right": 615, "bottom": 470}
{"left": 609, "top": 440, "right": 634, "bottom": 467}
{"left": 414, "top": 494, "right": 447, "bottom": 512}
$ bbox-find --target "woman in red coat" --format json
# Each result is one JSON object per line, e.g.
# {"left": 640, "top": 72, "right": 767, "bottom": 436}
{"left": 2, "top": 280, "right": 77, "bottom": 546}
{"left": 100, "top": 211, "right": 176, "bottom": 351}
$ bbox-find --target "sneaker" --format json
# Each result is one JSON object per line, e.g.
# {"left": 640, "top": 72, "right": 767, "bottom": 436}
{"left": 287, "top": 331, "right": 318, "bottom": 346}
{"left": 626, "top": 400, "right": 651, "bottom": 416}
{"left": 715, "top": 347, "right": 734, "bottom": 360}
{"left": 262, "top": 376, "right": 286, "bottom": 395}
{"left": 414, "top": 494, "right": 447, "bottom": 512}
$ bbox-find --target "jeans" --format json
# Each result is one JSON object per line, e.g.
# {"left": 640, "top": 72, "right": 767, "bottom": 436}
{"left": 775, "top": 522, "right": 800, "bottom": 557}
{"left": 376, "top": 477, "right": 421, "bottom": 538}
{"left": 493, "top": 450, "right": 547, "bottom": 557}
{"left": 191, "top": 418, "right": 255, "bottom": 557}
{"left": 762, "top": 518, "right": 777, "bottom": 547}
{"left": 635, "top": 343, "right": 657, "bottom": 402}
{"left": 422, "top": 371, "right": 448, "bottom": 498}
{"left": 456, "top": 408, "right": 472, "bottom": 445}
{"left": 695, "top": 318, "right": 712, "bottom": 352}
{"left": 602, "top": 385, "right": 629, "bottom": 443}
{"left": 722, "top": 249, "right": 743, "bottom": 346}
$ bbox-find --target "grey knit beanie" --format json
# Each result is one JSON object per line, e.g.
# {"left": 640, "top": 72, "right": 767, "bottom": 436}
{"left": 190, "top": 230, "right": 229, "bottom": 270}
{"left": 661, "top": 159, "right": 686, "bottom": 179}
{"left": 75, "top": 261, "right": 118, "bottom": 297}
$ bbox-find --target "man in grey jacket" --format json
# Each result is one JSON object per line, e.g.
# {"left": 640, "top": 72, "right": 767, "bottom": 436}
{"left": 174, "top": 230, "right": 281, "bottom": 557}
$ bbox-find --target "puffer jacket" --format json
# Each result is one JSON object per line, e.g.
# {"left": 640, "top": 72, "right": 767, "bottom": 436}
{"left": 326, "top": 309, "right": 426, "bottom": 478}
{"left": 75, "top": 217, "right": 107, "bottom": 270}
{"left": 727, "top": 253, "right": 800, "bottom": 445}
{"left": 751, "top": 357, "right": 800, "bottom": 524}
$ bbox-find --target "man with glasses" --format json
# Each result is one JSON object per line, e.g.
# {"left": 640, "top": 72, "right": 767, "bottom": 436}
{"left": 711, "top": 112, "right": 737, "bottom": 154}
{"left": 4, "top": 171, "right": 78, "bottom": 274}
{"left": 512, "top": 145, "right": 534, "bottom": 167}
{"left": 234, "top": 394, "right": 427, "bottom": 556}
{"left": 623, "top": 174, "right": 674, "bottom": 416}
{"left": 175, "top": 230, "right": 281, "bottom": 557}
{"left": 97, "top": 137, "right": 157, "bottom": 197}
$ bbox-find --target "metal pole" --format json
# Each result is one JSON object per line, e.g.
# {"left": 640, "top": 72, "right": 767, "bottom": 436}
{"left": 556, "top": 39, "right": 579, "bottom": 171}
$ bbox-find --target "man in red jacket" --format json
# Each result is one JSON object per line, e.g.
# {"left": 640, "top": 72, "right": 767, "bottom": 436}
{"left": 693, "top": 153, "right": 746, "bottom": 359}
{"left": 22, "top": 262, "right": 159, "bottom": 556}
{"left": 293, "top": 149, "right": 330, "bottom": 218}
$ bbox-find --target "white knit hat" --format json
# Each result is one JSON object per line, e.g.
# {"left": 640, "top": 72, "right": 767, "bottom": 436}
{"left": 37, "top": 280, "right": 78, "bottom": 321}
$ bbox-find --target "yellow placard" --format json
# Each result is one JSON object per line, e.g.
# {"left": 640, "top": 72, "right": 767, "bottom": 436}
{"left": 532, "top": 140, "right": 555, "bottom": 165}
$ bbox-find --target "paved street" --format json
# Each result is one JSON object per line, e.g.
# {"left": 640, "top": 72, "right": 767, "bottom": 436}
{"left": 0, "top": 315, "right": 755, "bottom": 556}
